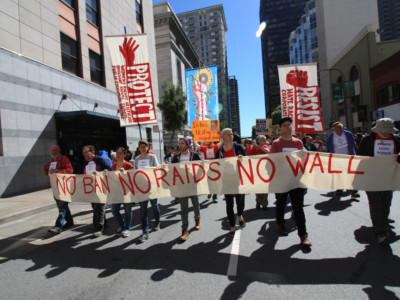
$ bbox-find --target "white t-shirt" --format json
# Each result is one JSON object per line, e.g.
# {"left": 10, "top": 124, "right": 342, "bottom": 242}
{"left": 333, "top": 132, "right": 349, "bottom": 154}
{"left": 180, "top": 153, "right": 191, "bottom": 162}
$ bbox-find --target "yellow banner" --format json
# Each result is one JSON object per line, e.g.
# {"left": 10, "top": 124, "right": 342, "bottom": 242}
{"left": 50, "top": 152, "right": 400, "bottom": 203}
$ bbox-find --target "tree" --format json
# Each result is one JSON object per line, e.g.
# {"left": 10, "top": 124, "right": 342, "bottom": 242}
{"left": 271, "top": 104, "right": 282, "bottom": 125}
{"left": 157, "top": 81, "right": 187, "bottom": 146}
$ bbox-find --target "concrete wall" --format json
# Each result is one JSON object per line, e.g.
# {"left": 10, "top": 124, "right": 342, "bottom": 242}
{"left": 316, "top": 0, "right": 379, "bottom": 129}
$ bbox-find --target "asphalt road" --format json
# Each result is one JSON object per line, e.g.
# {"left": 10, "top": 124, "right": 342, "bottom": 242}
{"left": 1, "top": 189, "right": 400, "bottom": 299}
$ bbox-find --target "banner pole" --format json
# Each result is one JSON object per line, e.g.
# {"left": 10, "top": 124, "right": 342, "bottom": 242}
{"left": 124, "top": 26, "right": 143, "bottom": 140}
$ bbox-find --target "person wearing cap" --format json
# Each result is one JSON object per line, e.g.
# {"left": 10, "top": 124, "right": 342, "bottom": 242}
{"left": 171, "top": 137, "right": 202, "bottom": 241}
{"left": 135, "top": 140, "right": 161, "bottom": 243}
{"left": 357, "top": 118, "right": 400, "bottom": 244}
{"left": 216, "top": 128, "right": 247, "bottom": 236}
{"left": 243, "top": 138, "right": 253, "bottom": 155}
{"left": 326, "top": 121, "right": 360, "bottom": 198}
{"left": 249, "top": 135, "right": 270, "bottom": 211}
{"left": 270, "top": 117, "right": 311, "bottom": 247}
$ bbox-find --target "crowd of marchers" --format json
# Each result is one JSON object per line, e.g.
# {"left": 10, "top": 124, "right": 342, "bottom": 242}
{"left": 44, "top": 117, "right": 400, "bottom": 247}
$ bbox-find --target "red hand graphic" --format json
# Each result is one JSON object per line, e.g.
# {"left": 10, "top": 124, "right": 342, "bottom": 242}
{"left": 286, "top": 70, "right": 308, "bottom": 88}
{"left": 119, "top": 37, "right": 139, "bottom": 66}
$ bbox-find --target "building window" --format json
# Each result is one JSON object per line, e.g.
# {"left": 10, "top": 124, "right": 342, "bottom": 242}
{"left": 136, "top": 0, "right": 143, "bottom": 29}
{"left": 60, "top": 32, "right": 80, "bottom": 76}
{"left": 86, "top": 0, "right": 98, "bottom": 26}
{"left": 89, "top": 50, "right": 103, "bottom": 85}
{"left": 377, "top": 84, "right": 400, "bottom": 107}
{"left": 61, "top": 0, "right": 75, "bottom": 8}
{"left": 176, "top": 58, "right": 182, "bottom": 86}
{"left": 146, "top": 127, "right": 152, "bottom": 143}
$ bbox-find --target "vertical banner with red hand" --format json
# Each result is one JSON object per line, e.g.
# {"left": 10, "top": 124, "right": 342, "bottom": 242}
{"left": 278, "top": 63, "right": 324, "bottom": 133}
{"left": 106, "top": 34, "right": 157, "bottom": 126}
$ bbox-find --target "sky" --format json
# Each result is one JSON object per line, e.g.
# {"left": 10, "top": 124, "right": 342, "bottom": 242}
{"left": 152, "top": 0, "right": 266, "bottom": 137}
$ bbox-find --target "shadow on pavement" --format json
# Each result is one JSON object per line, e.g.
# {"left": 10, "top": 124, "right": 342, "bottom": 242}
{"left": 315, "top": 194, "right": 360, "bottom": 216}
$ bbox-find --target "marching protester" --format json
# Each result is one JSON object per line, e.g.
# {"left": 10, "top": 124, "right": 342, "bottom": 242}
{"left": 171, "top": 137, "right": 202, "bottom": 241}
{"left": 82, "top": 145, "right": 112, "bottom": 237}
{"left": 357, "top": 118, "right": 400, "bottom": 244}
{"left": 135, "top": 140, "right": 161, "bottom": 243}
{"left": 216, "top": 128, "right": 247, "bottom": 236}
{"left": 44, "top": 145, "right": 74, "bottom": 234}
{"left": 243, "top": 138, "right": 253, "bottom": 156}
{"left": 304, "top": 136, "right": 318, "bottom": 151}
{"left": 163, "top": 145, "right": 175, "bottom": 164}
{"left": 110, "top": 147, "right": 134, "bottom": 238}
{"left": 249, "top": 135, "right": 270, "bottom": 210}
{"left": 313, "top": 136, "right": 323, "bottom": 151}
{"left": 326, "top": 122, "right": 360, "bottom": 198}
{"left": 270, "top": 117, "right": 311, "bottom": 247}
{"left": 195, "top": 141, "right": 220, "bottom": 202}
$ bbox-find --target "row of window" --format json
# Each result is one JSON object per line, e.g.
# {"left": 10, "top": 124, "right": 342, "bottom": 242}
{"left": 377, "top": 84, "right": 400, "bottom": 107}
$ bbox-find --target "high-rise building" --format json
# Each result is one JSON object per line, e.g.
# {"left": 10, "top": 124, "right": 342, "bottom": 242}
{"left": 289, "top": 0, "right": 318, "bottom": 64}
{"left": 377, "top": 0, "right": 400, "bottom": 41}
{"left": 153, "top": 2, "right": 200, "bottom": 147}
{"left": 228, "top": 76, "right": 240, "bottom": 136}
{"left": 0, "top": 0, "right": 161, "bottom": 197}
{"left": 177, "top": 5, "right": 230, "bottom": 128}
{"left": 259, "top": 0, "right": 309, "bottom": 117}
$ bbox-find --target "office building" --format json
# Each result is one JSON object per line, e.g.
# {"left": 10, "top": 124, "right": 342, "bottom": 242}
{"left": 0, "top": 0, "right": 162, "bottom": 197}
{"left": 177, "top": 5, "right": 230, "bottom": 128}
{"left": 228, "top": 76, "right": 240, "bottom": 136}
{"left": 378, "top": 0, "right": 400, "bottom": 41}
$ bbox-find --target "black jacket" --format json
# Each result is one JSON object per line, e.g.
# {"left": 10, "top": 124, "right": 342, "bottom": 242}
{"left": 357, "top": 133, "right": 400, "bottom": 157}
{"left": 216, "top": 143, "right": 246, "bottom": 158}
{"left": 82, "top": 156, "right": 112, "bottom": 173}
{"left": 171, "top": 150, "right": 201, "bottom": 163}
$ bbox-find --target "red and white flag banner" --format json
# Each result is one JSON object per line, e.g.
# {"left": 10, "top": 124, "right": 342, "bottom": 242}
{"left": 278, "top": 63, "right": 324, "bottom": 133}
{"left": 106, "top": 34, "right": 157, "bottom": 126}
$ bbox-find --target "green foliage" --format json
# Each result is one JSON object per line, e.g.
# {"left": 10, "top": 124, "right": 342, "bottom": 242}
{"left": 271, "top": 104, "right": 282, "bottom": 125}
{"left": 157, "top": 81, "right": 187, "bottom": 145}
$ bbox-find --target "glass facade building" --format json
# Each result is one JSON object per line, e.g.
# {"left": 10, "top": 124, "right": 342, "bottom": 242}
{"left": 378, "top": 0, "right": 400, "bottom": 41}
{"left": 259, "top": 0, "right": 309, "bottom": 117}
{"left": 289, "top": 0, "right": 318, "bottom": 64}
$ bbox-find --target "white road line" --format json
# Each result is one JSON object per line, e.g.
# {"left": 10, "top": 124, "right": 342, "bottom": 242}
{"left": 227, "top": 228, "right": 242, "bottom": 276}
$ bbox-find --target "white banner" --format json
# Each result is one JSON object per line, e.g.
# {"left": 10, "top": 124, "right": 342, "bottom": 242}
{"left": 278, "top": 63, "right": 324, "bottom": 133}
{"left": 106, "top": 34, "right": 157, "bottom": 126}
{"left": 50, "top": 152, "right": 400, "bottom": 203}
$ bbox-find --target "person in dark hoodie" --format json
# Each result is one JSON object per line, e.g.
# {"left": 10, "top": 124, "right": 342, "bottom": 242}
{"left": 216, "top": 128, "right": 247, "bottom": 236}
{"left": 82, "top": 145, "right": 112, "bottom": 237}
{"left": 171, "top": 137, "right": 202, "bottom": 241}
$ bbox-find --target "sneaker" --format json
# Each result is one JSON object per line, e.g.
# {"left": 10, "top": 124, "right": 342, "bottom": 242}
{"left": 93, "top": 230, "right": 103, "bottom": 237}
{"left": 377, "top": 234, "right": 386, "bottom": 244}
{"left": 121, "top": 230, "right": 130, "bottom": 238}
{"left": 229, "top": 227, "right": 236, "bottom": 236}
{"left": 300, "top": 235, "right": 312, "bottom": 246}
{"left": 48, "top": 227, "right": 61, "bottom": 234}
{"left": 180, "top": 229, "right": 189, "bottom": 241}
{"left": 195, "top": 218, "right": 201, "bottom": 230}
{"left": 277, "top": 224, "right": 288, "bottom": 236}
{"left": 139, "top": 232, "right": 149, "bottom": 243}
{"left": 153, "top": 222, "right": 160, "bottom": 231}
{"left": 207, "top": 194, "right": 212, "bottom": 199}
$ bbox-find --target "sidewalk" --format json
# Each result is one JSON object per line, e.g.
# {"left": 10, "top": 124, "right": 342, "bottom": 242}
{"left": 0, "top": 189, "right": 56, "bottom": 225}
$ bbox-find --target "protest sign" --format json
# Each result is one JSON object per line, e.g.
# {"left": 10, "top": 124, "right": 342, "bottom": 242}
{"left": 106, "top": 34, "right": 157, "bottom": 126}
{"left": 192, "top": 120, "right": 220, "bottom": 142}
{"left": 51, "top": 152, "right": 400, "bottom": 203}
{"left": 278, "top": 63, "right": 324, "bottom": 133}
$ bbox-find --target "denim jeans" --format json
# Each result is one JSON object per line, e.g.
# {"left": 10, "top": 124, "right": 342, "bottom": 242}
{"left": 139, "top": 199, "right": 160, "bottom": 233}
{"left": 54, "top": 198, "right": 73, "bottom": 230}
{"left": 225, "top": 194, "right": 245, "bottom": 227}
{"left": 111, "top": 203, "right": 133, "bottom": 230}
{"left": 275, "top": 188, "right": 307, "bottom": 237}
{"left": 180, "top": 196, "right": 200, "bottom": 229}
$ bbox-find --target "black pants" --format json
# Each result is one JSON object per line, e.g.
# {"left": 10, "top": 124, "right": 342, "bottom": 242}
{"left": 91, "top": 203, "right": 106, "bottom": 231}
{"left": 366, "top": 191, "right": 393, "bottom": 235}
{"left": 275, "top": 188, "right": 307, "bottom": 237}
{"left": 225, "top": 194, "right": 245, "bottom": 227}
